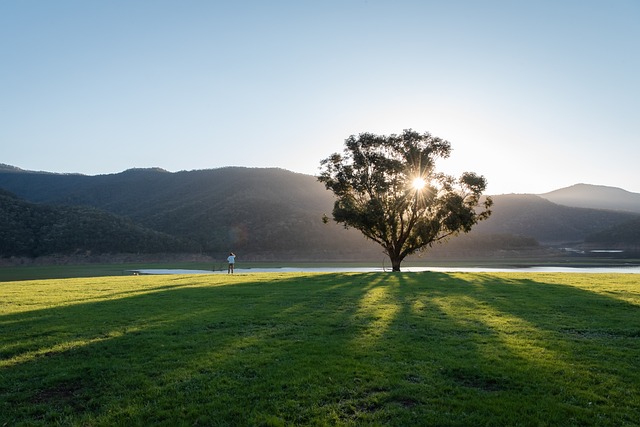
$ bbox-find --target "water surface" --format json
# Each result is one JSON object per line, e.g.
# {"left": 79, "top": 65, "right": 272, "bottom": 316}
{"left": 133, "top": 266, "right": 640, "bottom": 275}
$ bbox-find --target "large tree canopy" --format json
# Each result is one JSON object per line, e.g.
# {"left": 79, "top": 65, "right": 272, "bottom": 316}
{"left": 318, "top": 129, "right": 493, "bottom": 271}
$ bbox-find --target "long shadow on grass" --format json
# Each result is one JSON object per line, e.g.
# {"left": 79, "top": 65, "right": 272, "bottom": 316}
{"left": 1, "top": 272, "right": 639, "bottom": 426}
{"left": 0, "top": 274, "right": 385, "bottom": 425}
{"left": 377, "top": 272, "right": 640, "bottom": 425}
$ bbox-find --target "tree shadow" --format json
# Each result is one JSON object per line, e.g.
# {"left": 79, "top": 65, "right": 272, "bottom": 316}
{"left": 1, "top": 274, "right": 385, "bottom": 424}
{"left": 376, "top": 272, "right": 640, "bottom": 423}
{"left": 1, "top": 272, "right": 639, "bottom": 425}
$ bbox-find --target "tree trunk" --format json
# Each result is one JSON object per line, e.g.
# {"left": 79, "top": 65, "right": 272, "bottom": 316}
{"left": 390, "top": 256, "right": 402, "bottom": 272}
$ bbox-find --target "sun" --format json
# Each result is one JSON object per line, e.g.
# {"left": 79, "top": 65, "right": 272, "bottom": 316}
{"left": 412, "top": 177, "right": 426, "bottom": 190}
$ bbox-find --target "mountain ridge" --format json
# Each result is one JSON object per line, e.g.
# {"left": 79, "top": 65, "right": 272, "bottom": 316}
{"left": 538, "top": 183, "right": 640, "bottom": 213}
{"left": 3, "top": 164, "right": 639, "bottom": 202}
{"left": 0, "top": 165, "right": 382, "bottom": 260}
{"left": 1, "top": 164, "right": 638, "bottom": 259}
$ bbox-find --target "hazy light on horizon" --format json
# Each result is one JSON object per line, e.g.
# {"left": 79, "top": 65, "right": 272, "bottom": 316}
{"left": 1, "top": 1, "right": 638, "bottom": 195}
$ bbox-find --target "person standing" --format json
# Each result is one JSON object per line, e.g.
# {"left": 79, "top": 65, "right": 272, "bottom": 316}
{"left": 227, "top": 252, "right": 236, "bottom": 274}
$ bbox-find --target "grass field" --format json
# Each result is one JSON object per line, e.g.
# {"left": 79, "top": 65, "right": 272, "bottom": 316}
{"left": 1, "top": 271, "right": 639, "bottom": 426}
{"left": 2, "top": 256, "right": 638, "bottom": 282}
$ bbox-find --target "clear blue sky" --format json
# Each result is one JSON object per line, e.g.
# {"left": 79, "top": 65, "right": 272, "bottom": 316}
{"left": 2, "top": 0, "right": 638, "bottom": 195}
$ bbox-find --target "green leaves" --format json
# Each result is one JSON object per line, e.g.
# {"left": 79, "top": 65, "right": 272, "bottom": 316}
{"left": 319, "top": 130, "right": 492, "bottom": 270}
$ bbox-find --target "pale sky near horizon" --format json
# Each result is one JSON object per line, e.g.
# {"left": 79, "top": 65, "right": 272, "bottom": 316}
{"left": 2, "top": 1, "right": 639, "bottom": 195}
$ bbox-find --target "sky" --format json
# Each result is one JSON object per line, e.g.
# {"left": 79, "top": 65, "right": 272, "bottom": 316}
{"left": 1, "top": 0, "right": 639, "bottom": 195}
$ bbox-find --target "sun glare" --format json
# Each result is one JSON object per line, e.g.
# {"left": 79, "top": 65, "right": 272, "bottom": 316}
{"left": 412, "top": 177, "right": 426, "bottom": 190}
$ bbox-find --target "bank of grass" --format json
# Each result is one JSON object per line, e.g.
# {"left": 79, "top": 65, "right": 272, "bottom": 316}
{"left": 1, "top": 272, "right": 639, "bottom": 426}
{"left": 2, "top": 255, "right": 639, "bottom": 282}
{"left": 0, "top": 262, "right": 371, "bottom": 282}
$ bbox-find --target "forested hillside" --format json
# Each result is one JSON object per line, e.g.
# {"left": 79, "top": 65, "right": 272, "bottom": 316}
{"left": 1, "top": 165, "right": 638, "bottom": 261}
{"left": 470, "top": 194, "right": 638, "bottom": 244}
{"left": 0, "top": 189, "right": 197, "bottom": 257}
{"left": 0, "top": 167, "right": 382, "bottom": 260}
{"left": 585, "top": 217, "right": 640, "bottom": 247}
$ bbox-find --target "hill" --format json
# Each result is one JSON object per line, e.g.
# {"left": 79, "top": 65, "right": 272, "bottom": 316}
{"left": 584, "top": 216, "right": 640, "bottom": 250}
{"left": 470, "top": 194, "right": 638, "bottom": 245}
{"left": 1, "top": 166, "right": 638, "bottom": 260}
{"left": 0, "top": 167, "right": 382, "bottom": 260}
{"left": 539, "top": 183, "right": 640, "bottom": 213}
{"left": 0, "top": 189, "right": 197, "bottom": 257}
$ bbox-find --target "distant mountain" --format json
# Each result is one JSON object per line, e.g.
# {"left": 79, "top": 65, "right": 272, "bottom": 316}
{"left": 0, "top": 189, "right": 197, "bottom": 257}
{"left": 0, "top": 166, "right": 381, "bottom": 260}
{"left": 1, "top": 165, "right": 639, "bottom": 259}
{"left": 0, "top": 164, "right": 25, "bottom": 173}
{"left": 539, "top": 184, "right": 640, "bottom": 213}
{"left": 468, "top": 194, "right": 638, "bottom": 245}
{"left": 585, "top": 216, "right": 640, "bottom": 247}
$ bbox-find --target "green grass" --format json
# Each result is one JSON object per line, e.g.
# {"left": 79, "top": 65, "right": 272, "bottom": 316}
{"left": 0, "top": 262, "right": 372, "bottom": 282}
{"left": 2, "top": 256, "right": 638, "bottom": 282}
{"left": 1, "top": 272, "right": 639, "bottom": 426}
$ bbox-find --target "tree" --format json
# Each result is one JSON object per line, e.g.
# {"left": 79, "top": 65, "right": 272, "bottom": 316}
{"left": 318, "top": 129, "right": 493, "bottom": 271}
